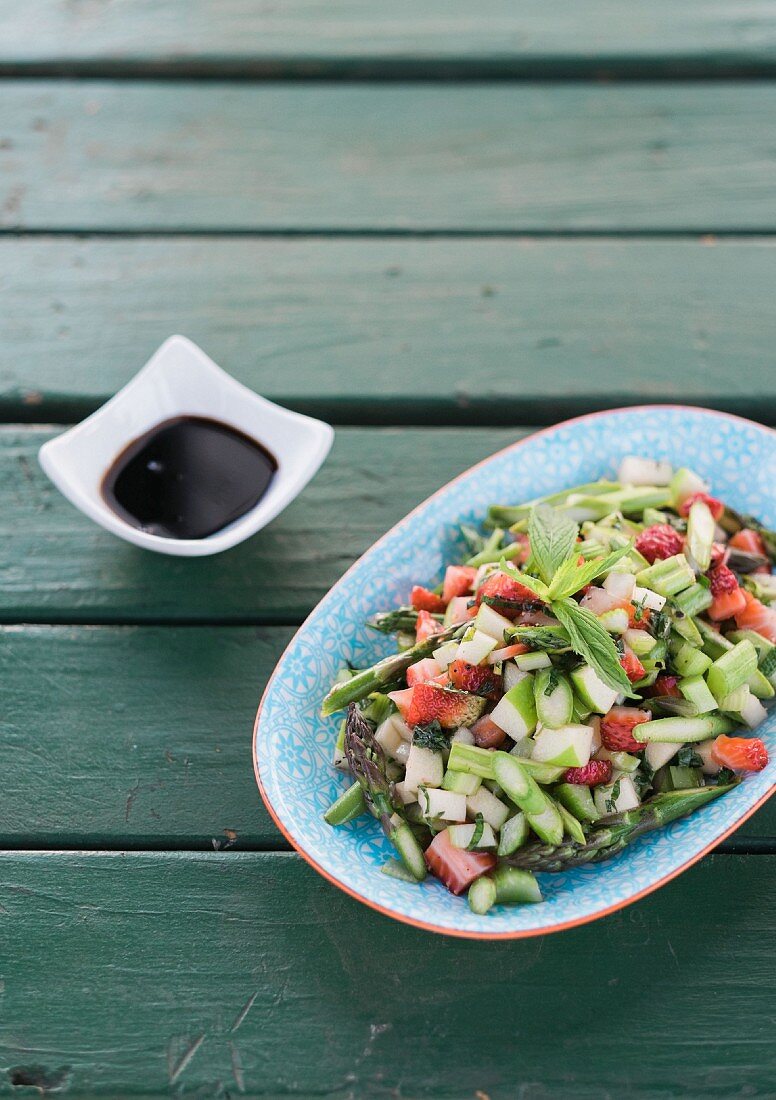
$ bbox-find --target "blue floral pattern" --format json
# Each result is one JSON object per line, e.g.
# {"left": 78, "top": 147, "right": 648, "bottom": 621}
{"left": 256, "top": 408, "right": 776, "bottom": 937}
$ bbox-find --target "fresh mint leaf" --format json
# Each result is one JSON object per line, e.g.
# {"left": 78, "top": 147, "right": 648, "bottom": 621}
{"left": 528, "top": 504, "right": 579, "bottom": 586}
{"left": 506, "top": 625, "right": 572, "bottom": 652}
{"left": 544, "top": 667, "right": 561, "bottom": 696}
{"left": 605, "top": 777, "right": 622, "bottom": 813}
{"left": 547, "top": 541, "right": 634, "bottom": 600}
{"left": 412, "top": 720, "right": 448, "bottom": 752}
{"left": 677, "top": 746, "right": 703, "bottom": 768}
{"left": 499, "top": 559, "right": 550, "bottom": 602}
{"left": 551, "top": 598, "right": 636, "bottom": 698}
{"left": 466, "top": 813, "right": 485, "bottom": 850}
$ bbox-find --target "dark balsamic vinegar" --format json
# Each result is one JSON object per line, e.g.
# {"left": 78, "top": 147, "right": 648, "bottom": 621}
{"left": 102, "top": 416, "right": 277, "bottom": 539}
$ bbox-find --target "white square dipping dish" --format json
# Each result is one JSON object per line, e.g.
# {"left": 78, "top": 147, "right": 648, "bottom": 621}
{"left": 38, "top": 335, "right": 334, "bottom": 556}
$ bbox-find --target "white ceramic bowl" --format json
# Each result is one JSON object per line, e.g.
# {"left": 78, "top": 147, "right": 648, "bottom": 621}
{"left": 38, "top": 335, "right": 334, "bottom": 556}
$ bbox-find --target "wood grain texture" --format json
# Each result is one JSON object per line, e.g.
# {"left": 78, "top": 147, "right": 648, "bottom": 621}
{"left": 2, "top": 237, "right": 776, "bottom": 424}
{"left": 4, "top": 1, "right": 776, "bottom": 76}
{"left": 0, "top": 427, "right": 527, "bottom": 622}
{"left": 3, "top": 82, "right": 776, "bottom": 231}
{"left": 0, "top": 851, "right": 774, "bottom": 1097}
{"left": 0, "top": 624, "right": 773, "bottom": 849}
{"left": 0, "top": 625, "right": 291, "bottom": 849}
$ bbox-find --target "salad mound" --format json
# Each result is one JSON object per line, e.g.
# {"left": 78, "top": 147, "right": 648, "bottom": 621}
{"left": 321, "top": 457, "right": 776, "bottom": 916}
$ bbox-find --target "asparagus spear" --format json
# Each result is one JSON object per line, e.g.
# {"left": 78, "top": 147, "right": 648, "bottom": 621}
{"left": 503, "top": 783, "right": 738, "bottom": 872}
{"left": 321, "top": 622, "right": 468, "bottom": 716}
{"left": 344, "top": 703, "right": 426, "bottom": 880}
{"left": 367, "top": 607, "right": 430, "bottom": 634}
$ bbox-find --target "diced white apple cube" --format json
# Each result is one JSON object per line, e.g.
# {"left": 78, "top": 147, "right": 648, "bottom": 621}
{"left": 451, "top": 726, "right": 475, "bottom": 745}
{"left": 432, "top": 640, "right": 460, "bottom": 670}
{"left": 695, "top": 739, "right": 721, "bottom": 776}
{"left": 632, "top": 585, "right": 667, "bottom": 612}
{"left": 417, "top": 786, "right": 467, "bottom": 822}
{"left": 490, "top": 677, "right": 537, "bottom": 738}
{"left": 594, "top": 775, "right": 641, "bottom": 816}
{"left": 466, "top": 786, "right": 510, "bottom": 831}
{"left": 503, "top": 661, "right": 529, "bottom": 692}
{"left": 531, "top": 725, "right": 593, "bottom": 768}
{"left": 375, "top": 717, "right": 407, "bottom": 759}
{"left": 393, "top": 781, "right": 417, "bottom": 805}
{"left": 644, "top": 740, "right": 681, "bottom": 772}
{"left": 474, "top": 602, "right": 514, "bottom": 642}
{"left": 455, "top": 627, "right": 498, "bottom": 666}
{"left": 603, "top": 571, "right": 636, "bottom": 601}
{"left": 570, "top": 665, "right": 618, "bottom": 714}
{"left": 447, "top": 822, "right": 497, "bottom": 850}
{"left": 740, "top": 692, "right": 768, "bottom": 730}
{"left": 404, "top": 744, "right": 444, "bottom": 793}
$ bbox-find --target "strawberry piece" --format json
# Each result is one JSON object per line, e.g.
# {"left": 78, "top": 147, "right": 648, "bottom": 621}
{"left": 600, "top": 706, "right": 651, "bottom": 752}
{"left": 679, "top": 492, "right": 724, "bottom": 521}
{"left": 411, "top": 585, "right": 447, "bottom": 614}
{"left": 634, "top": 524, "right": 684, "bottom": 564}
{"left": 707, "top": 563, "right": 747, "bottom": 622}
{"left": 564, "top": 759, "right": 613, "bottom": 786}
{"left": 509, "top": 532, "right": 531, "bottom": 564}
{"left": 406, "top": 657, "right": 442, "bottom": 688}
{"left": 387, "top": 687, "right": 414, "bottom": 721}
{"left": 415, "top": 609, "right": 443, "bottom": 643}
{"left": 476, "top": 571, "right": 540, "bottom": 616}
{"left": 471, "top": 715, "right": 507, "bottom": 748}
{"left": 442, "top": 565, "right": 477, "bottom": 604}
{"left": 711, "top": 735, "right": 769, "bottom": 773}
{"left": 424, "top": 829, "right": 496, "bottom": 895}
{"left": 735, "top": 590, "right": 776, "bottom": 644}
{"left": 446, "top": 596, "right": 477, "bottom": 625}
{"left": 710, "top": 542, "right": 730, "bottom": 568}
{"left": 729, "top": 528, "right": 767, "bottom": 558}
{"left": 620, "top": 647, "right": 646, "bottom": 683}
{"left": 448, "top": 660, "right": 502, "bottom": 699}
{"left": 653, "top": 673, "right": 682, "bottom": 698}
{"left": 406, "top": 682, "right": 486, "bottom": 730}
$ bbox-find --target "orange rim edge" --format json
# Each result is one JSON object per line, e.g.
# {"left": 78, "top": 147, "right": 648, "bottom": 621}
{"left": 253, "top": 405, "right": 776, "bottom": 940}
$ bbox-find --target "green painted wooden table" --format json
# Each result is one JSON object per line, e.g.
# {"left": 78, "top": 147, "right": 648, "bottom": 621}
{"left": 1, "top": 5, "right": 775, "bottom": 1096}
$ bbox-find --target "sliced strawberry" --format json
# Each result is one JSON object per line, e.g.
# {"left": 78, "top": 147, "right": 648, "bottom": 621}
{"left": 476, "top": 571, "right": 540, "bottom": 617}
{"left": 387, "top": 687, "right": 414, "bottom": 722}
{"left": 711, "top": 735, "right": 769, "bottom": 773}
{"left": 735, "top": 590, "right": 776, "bottom": 644}
{"left": 710, "top": 542, "right": 730, "bottom": 568}
{"left": 415, "top": 609, "right": 444, "bottom": 644}
{"left": 564, "top": 759, "right": 613, "bottom": 786}
{"left": 448, "top": 660, "right": 502, "bottom": 699}
{"left": 634, "top": 524, "right": 684, "bottom": 564}
{"left": 729, "top": 528, "right": 767, "bottom": 558}
{"left": 620, "top": 647, "right": 646, "bottom": 683}
{"left": 707, "top": 563, "right": 747, "bottom": 622}
{"left": 424, "top": 829, "right": 496, "bottom": 895}
{"left": 471, "top": 715, "right": 507, "bottom": 748}
{"left": 406, "top": 682, "right": 487, "bottom": 729}
{"left": 679, "top": 492, "right": 724, "bottom": 522}
{"left": 406, "top": 657, "right": 442, "bottom": 688}
{"left": 411, "top": 585, "right": 446, "bottom": 614}
{"left": 600, "top": 706, "right": 651, "bottom": 752}
{"left": 442, "top": 565, "right": 477, "bottom": 604}
{"left": 509, "top": 532, "right": 532, "bottom": 564}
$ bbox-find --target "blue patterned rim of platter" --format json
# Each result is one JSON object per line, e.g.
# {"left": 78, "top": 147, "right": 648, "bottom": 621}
{"left": 254, "top": 407, "right": 776, "bottom": 938}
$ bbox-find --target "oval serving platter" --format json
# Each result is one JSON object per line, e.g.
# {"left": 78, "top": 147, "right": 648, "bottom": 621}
{"left": 254, "top": 407, "right": 776, "bottom": 938}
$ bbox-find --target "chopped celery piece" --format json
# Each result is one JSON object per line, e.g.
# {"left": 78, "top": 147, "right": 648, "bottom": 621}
{"left": 748, "top": 667, "right": 775, "bottom": 700}
{"left": 673, "top": 582, "right": 713, "bottom": 618}
{"left": 636, "top": 554, "right": 695, "bottom": 598}
{"left": 441, "top": 768, "right": 481, "bottom": 796}
{"left": 672, "top": 641, "right": 713, "bottom": 678}
{"left": 706, "top": 640, "right": 759, "bottom": 703}
{"left": 696, "top": 619, "right": 734, "bottom": 660}
{"left": 678, "top": 676, "right": 718, "bottom": 714}
{"left": 669, "top": 611, "right": 703, "bottom": 648}
{"left": 670, "top": 467, "right": 708, "bottom": 509}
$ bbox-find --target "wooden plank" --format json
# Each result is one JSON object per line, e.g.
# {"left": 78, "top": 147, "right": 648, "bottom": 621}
{"left": 0, "top": 624, "right": 774, "bottom": 849}
{"left": 3, "top": 83, "right": 776, "bottom": 231}
{"left": 0, "top": 851, "right": 774, "bottom": 1096}
{"left": 0, "top": 427, "right": 528, "bottom": 622}
{"left": 2, "top": 238, "right": 776, "bottom": 424}
{"left": 0, "top": 625, "right": 291, "bottom": 849}
{"left": 3, "top": 2, "right": 776, "bottom": 77}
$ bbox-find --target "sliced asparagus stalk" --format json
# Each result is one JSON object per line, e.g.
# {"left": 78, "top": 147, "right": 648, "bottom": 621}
{"left": 503, "top": 783, "right": 738, "bottom": 872}
{"left": 321, "top": 622, "right": 467, "bottom": 716}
